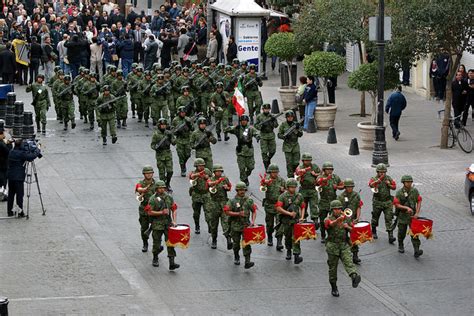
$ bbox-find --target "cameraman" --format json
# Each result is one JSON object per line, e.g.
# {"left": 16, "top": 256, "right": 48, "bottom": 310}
{"left": 7, "top": 139, "right": 39, "bottom": 217}
{"left": 0, "top": 124, "right": 12, "bottom": 204}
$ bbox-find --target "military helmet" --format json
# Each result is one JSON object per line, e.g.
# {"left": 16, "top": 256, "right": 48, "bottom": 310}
{"left": 285, "top": 110, "right": 295, "bottom": 117}
{"left": 194, "top": 158, "right": 205, "bottom": 166}
{"left": 156, "top": 180, "right": 167, "bottom": 188}
{"left": 153, "top": 63, "right": 160, "bottom": 70}
{"left": 79, "top": 66, "right": 85, "bottom": 72}
{"left": 267, "top": 164, "right": 279, "bottom": 173}
{"left": 110, "top": 65, "right": 117, "bottom": 71}
{"left": 181, "top": 85, "right": 190, "bottom": 92}
{"left": 217, "top": 63, "right": 225, "bottom": 69}
{"left": 144, "top": 70, "right": 151, "bottom": 76}
{"left": 213, "top": 164, "right": 224, "bottom": 172}
{"left": 175, "top": 65, "right": 182, "bottom": 70}
{"left": 101, "top": 85, "right": 110, "bottom": 92}
{"left": 36, "top": 74, "right": 45, "bottom": 80}
{"left": 209, "top": 57, "right": 216, "bottom": 64}
{"left": 286, "top": 178, "right": 298, "bottom": 187}
{"left": 191, "top": 60, "right": 198, "bottom": 65}
{"left": 57, "top": 70, "right": 64, "bottom": 75}
{"left": 163, "top": 68, "right": 171, "bottom": 74}
{"left": 83, "top": 69, "right": 90, "bottom": 74}
{"left": 197, "top": 117, "right": 207, "bottom": 124}
{"left": 171, "top": 60, "right": 179, "bottom": 67}
{"left": 131, "top": 63, "right": 138, "bottom": 68}
{"left": 116, "top": 70, "right": 123, "bottom": 76}
{"left": 225, "top": 65, "right": 232, "bottom": 71}
{"left": 330, "top": 200, "right": 343, "bottom": 209}
{"left": 202, "top": 66, "right": 210, "bottom": 72}
{"left": 216, "top": 82, "right": 223, "bottom": 88}
{"left": 142, "top": 165, "right": 154, "bottom": 174}
{"left": 64, "top": 75, "right": 71, "bottom": 81}
{"left": 137, "top": 66, "right": 144, "bottom": 72}
{"left": 106, "top": 64, "right": 113, "bottom": 71}
{"left": 232, "top": 58, "right": 240, "bottom": 64}
{"left": 240, "top": 114, "right": 250, "bottom": 122}
{"left": 177, "top": 106, "right": 186, "bottom": 113}
{"left": 302, "top": 152, "right": 312, "bottom": 161}
{"left": 158, "top": 118, "right": 168, "bottom": 125}
{"left": 182, "top": 66, "right": 190, "bottom": 72}
{"left": 343, "top": 178, "right": 355, "bottom": 187}
{"left": 249, "top": 63, "right": 256, "bottom": 69}
{"left": 401, "top": 175, "right": 413, "bottom": 182}
{"left": 235, "top": 181, "right": 247, "bottom": 190}
{"left": 54, "top": 66, "right": 61, "bottom": 72}
{"left": 322, "top": 161, "right": 334, "bottom": 170}
{"left": 376, "top": 163, "right": 387, "bottom": 172}
{"left": 157, "top": 74, "right": 164, "bottom": 80}
{"left": 240, "top": 60, "right": 248, "bottom": 66}
{"left": 196, "top": 63, "right": 203, "bottom": 69}
{"left": 262, "top": 103, "right": 271, "bottom": 109}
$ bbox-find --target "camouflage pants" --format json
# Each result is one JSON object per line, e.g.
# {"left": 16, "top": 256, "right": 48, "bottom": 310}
{"left": 86, "top": 101, "right": 96, "bottom": 123}
{"left": 143, "top": 101, "right": 152, "bottom": 121}
{"left": 115, "top": 98, "right": 128, "bottom": 120}
{"left": 209, "top": 199, "right": 229, "bottom": 239}
{"left": 231, "top": 230, "right": 251, "bottom": 257}
{"left": 34, "top": 104, "right": 48, "bottom": 125}
{"left": 199, "top": 94, "right": 211, "bottom": 118}
{"left": 371, "top": 203, "right": 394, "bottom": 232}
{"left": 195, "top": 149, "right": 213, "bottom": 170}
{"left": 264, "top": 202, "right": 278, "bottom": 237}
{"left": 326, "top": 242, "right": 358, "bottom": 283}
{"left": 167, "top": 96, "right": 176, "bottom": 120}
{"left": 176, "top": 143, "right": 192, "bottom": 165}
{"left": 192, "top": 198, "right": 211, "bottom": 230}
{"left": 78, "top": 97, "right": 87, "bottom": 118}
{"left": 100, "top": 115, "right": 117, "bottom": 138}
{"left": 54, "top": 98, "right": 62, "bottom": 120}
{"left": 300, "top": 190, "right": 319, "bottom": 221}
{"left": 318, "top": 207, "right": 330, "bottom": 238}
{"left": 62, "top": 102, "right": 75, "bottom": 123}
{"left": 278, "top": 222, "right": 301, "bottom": 254}
{"left": 284, "top": 151, "right": 300, "bottom": 178}
{"left": 246, "top": 91, "right": 262, "bottom": 120}
{"left": 151, "top": 226, "right": 176, "bottom": 257}
{"left": 151, "top": 101, "right": 168, "bottom": 122}
{"left": 237, "top": 154, "right": 255, "bottom": 182}
{"left": 155, "top": 154, "right": 173, "bottom": 181}
{"left": 397, "top": 223, "right": 421, "bottom": 251}
{"left": 138, "top": 212, "right": 151, "bottom": 242}
{"left": 260, "top": 137, "right": 276, "bottom": 168}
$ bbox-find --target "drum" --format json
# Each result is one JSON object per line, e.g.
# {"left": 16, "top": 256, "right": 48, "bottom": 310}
{"left": 350, "top": 221, "right": 373, "bottom": 245}
{"left": 293, "top": 222, "right": 316, "bottom": 242}
{"left": 409, "top": 217, "right": 433, "bottom": 239}
{"left": 242, "top": 224, "right": 266, "bottom": 247}
{"left": 166, "top": 224, "right": 191, "bottom": 249}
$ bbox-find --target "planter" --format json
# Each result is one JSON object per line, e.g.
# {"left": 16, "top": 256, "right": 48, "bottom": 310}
{"left": 357, "top": 121, "right": 387, "bottom": 150}
{"left": 315, "top": 103, "right": 337, "bottom": 130}
{"left": 278, "top": 86, "right": 297, "bottom": 111}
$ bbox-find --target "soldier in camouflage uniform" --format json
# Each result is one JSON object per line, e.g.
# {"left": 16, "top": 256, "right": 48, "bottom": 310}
{"left": 26, "top": 74, "right": 50, "bottom": 134}
{"left": 223, "top": 182, "right": 257, "bottom": 269}
{"left": 231, "top": 58, "right": 240, "bottom": 74}
{"left": 369, "top": 163, "right": 397, "bottom": 243}
{"left": 163, "top": 68, "right": 176, "bottom": 121}
{"left": 150, "top": 118, "right": 176, "bottom": 191}
{"left": 195, "top": 66, "right": 214, "bottom": 119}
{"left": 255, "top": 103, "right": 279, "bottom": 170}
{"left": 222, "top": 65, "right": 238, "bottom": 127}
{"left": 317, "top": 162, "right": 344, "bottom": 243}
{"left": 111, "top": 70, "right": 128, "bottom": 128}
{"left": 224, "top": 114, "right": 260, "bottom": 186}
{"left": 189, "top": 158, "right": 212, "bottom": 234}
{"left": 260, "top": 164, "right": 286, "bottom": 248}
{"left": 139, "top": 70, "right": 154, "bottom": 127}
{"left": 52, "top": 70, "right": 65, "bottom": 123}
{"left": 337, "top": 179, "right": 363, "bottom": 264}
{"left": 150, "top": 74, "right": 170, "bottom": 125}
{"left": 172, "top": 105, "right": 196, "bottom": 177}
{"left": 275, "top": 178, "right": 306, "bottom": 264}
{"left": 190, "top": 117, "right": 217, "bottom": 170}
{"left": 73, "top": 67, "right": 88, "bottom": 122}
{"left": 101, "top": 65, "right": 115, "bottom": 87}
{"left": 96, "top": 85, "right": 117, "bottom": 145}
{"left": 241, "top": 64, "right": 262, "bottom": 124}
{"left": 127, "top": 63, "right": 139, "bottom": 118}
{"left": 278, "top": 110, "right": 303, "bottom": 178}
{"left": 175, "top": 67, "right": 193, "bottom": 103}
{"left": 295, "top": 153, "right": 321, "bottom": 223}
{"left": 393, "top": 175, "right": 424, "bottom": 258}
{"left": 60, "top": 75, "right": 76, "bottom": 131}
{"left": 207, "top": 164, "right": 232, "bottom": 249}
{"left": 145, "top": 180, "right": 180, "bottom": 270}
{"left": 324, "top": 200, "right": 361, "bottom": 297}
{"left": 209, "top": 82, "right": 230, "bottom": 141}
{"left": 175, "top": 86, "right": 196, "bottom": 116}
{"left": 135, "top": 165, "right": 157, "bottom": 253}
{"left": 47, "top": 66, "right": 62, "bottom": 122}
{"left": 238, "top": 60, "right": 248, "bottom": 76}
{"left": 82, "top": 73, "right": 100, "bottom": 130}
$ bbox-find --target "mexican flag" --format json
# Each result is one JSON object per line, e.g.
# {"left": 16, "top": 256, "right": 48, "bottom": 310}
{"left": 232, "top": 80, "right": 247, "bottom": 116}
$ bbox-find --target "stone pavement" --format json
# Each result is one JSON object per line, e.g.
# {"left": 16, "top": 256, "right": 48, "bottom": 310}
{"left": 0, "top": 62, "right": 473, "bottom": 315}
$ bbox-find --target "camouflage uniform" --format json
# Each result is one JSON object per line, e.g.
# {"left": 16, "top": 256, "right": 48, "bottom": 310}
{"left": 52, "top": 73, "right": 65, "bottom": 123}
{"left": 150, "top": 119, "right": 176, "bottom": 189}
{"left": 255, "top": 104, "right": 279, "bottom": 170}
{"left": 295, "top": 154, "right": 321, "bottom": 223}
{"left": 241, "top": 64, "right": 262, "bottom": 123}
{"left": 150, "top": 76, "right": 170, "bottom": 124}
{"left": 110, "top": 71, "right": 128, "bottom": 128}
{"left": 59, "top": 76, "right": 76, "bottom": 130}
{"left": 194, "top": 68, "right": 214, "bottom": 118}
{"left": 73, "top": 71, "right": 87, "bottom": 122}
{"left": 96, "top": 87, "right": 117, "bottom": 145}
{"left": 317, "top": 163, "right": 343, "bottom": 241}
{"left": 278, "top": 111, "right": 303, "bottom": 178}
{"left": 189, "top": 159, "right": 213, "bottom": 234}
{"left": 171, "top": 107, "right": 195, "bottom": 176}
{"left": 190, "top": 118, "right": 217, "bottom": 170}
{"left": 82, "top": 77, "right": 100, "bottom": 130}
{"left": 261, "top": 165, "right": 286, "bottom": 247}
{"left": 26, "top": 77, "right": 50, "bottom": 134}
{"left": 47, "top": 68, "right": 62, "bottom": 121}
{"left": 135, "top": 166, "right": 157, "bottom": 252}
{"left": 209, "top": 84, "right": 231, "bottom": 139}
{"left": 139, "top": 73, "right": 154, "bottom": 127}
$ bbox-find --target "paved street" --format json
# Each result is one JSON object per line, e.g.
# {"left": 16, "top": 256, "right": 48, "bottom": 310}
{"left": 0, "top": 64, "right": 473, "bottom": 315}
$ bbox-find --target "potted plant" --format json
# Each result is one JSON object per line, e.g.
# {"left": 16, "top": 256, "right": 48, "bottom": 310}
{"left": 264, "top": 32, "right": 298, "bottom": 110}
{"left": 348, "top": 62, "right": 399, "bottom": 149}
{"left": 303, "top": 51, "right": 346, "bottom": 130}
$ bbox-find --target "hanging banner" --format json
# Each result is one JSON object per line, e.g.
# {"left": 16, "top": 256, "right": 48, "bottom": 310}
{"left": 236, "top": 18, "right": 261, "bottom": 71}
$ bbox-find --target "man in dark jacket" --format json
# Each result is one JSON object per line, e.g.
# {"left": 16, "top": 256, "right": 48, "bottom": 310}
{"left": 385, "top": 86, "right": 407, "bottom": 140}
{"left": 118, "top": 34, "right": 134, "bottom": 77}
{"left": 29, "top": 36, "right": 42, "bottom": 84}
{"left": 0, "top": 42, "right": 16, "bottom": 83}
{"left": 452, "top": 71, "right": 469, "bottom": 127}
{"left": 0, "top": 122, "right": 11, "bottom": 203}
{"left": 7, "top": 139, "right": 38, "bottom": 217}
{"left": 143, "top": 34, "right": 159, "bottom": 71}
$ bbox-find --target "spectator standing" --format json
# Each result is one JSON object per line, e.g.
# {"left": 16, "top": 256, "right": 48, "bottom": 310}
{"left": 177, "top": 27, "right": 189, "bottom": 65}
{"left": 64, "top": 34, "right": 85, "bottom": 78}
{"left": 295, "top": 76, "right": 307, "bottom": 119}
{"left": 90, "top": 37, "right": 103, "bottom": 79}
{"left": 0, "top": 122, "right": 11, "bottom": 203}
{"left": 159, "top": 32, "right": 176, "bottom": 69}
{"left": 385, "top": 86, "right": 407, "bottom": 140}
{"left": 0, "top": 42, "right": 16, "bottom": 83}
{"left": 206, "top": 30, "right": 217, "bottom": 61}
{"left": 302, "top": 75, "right": 318, "bottom": 131}
{"left": 28, "top": 35, "right": 42, "bottom": 84}
{"left": 42, "top": 35, "right": 56, "bottom": 82}
{"left": 57, "top": 33, "right": 69, "bottom": 74}
{"left": 466, "top": 69, "right": 474, "bottom": 122}
{"left": 143, "top": 34, "right": 158, "bottom": 71}
{"left": 102, "top": 36, "right": 117, "bottom": 69}
{"left": 119, "top": 33, "right": 134, "bottom": 77}
{"left": 226, "top": 35, "right": 237, "bottom": 64}
{"left": 452, "top": 71, "right": 469, "bottom": 127}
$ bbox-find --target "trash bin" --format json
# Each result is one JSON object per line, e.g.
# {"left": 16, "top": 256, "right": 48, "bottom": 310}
{"left": 0, "top": 297, "right": 9, "bottom": 316}
{"left": 280, "top": 62, "right": 297, "bottom": 87}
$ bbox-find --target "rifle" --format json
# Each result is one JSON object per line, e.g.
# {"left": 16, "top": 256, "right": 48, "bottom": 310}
{"left": 142, "top": 81, "right": 154, "bottom": 95}
{"left": 183, "top": 98, "right": 197, "bottom": 113}
{"left": 254, "top": 112, "right": 283, "bottom": 129}
{"left": 57, "top": 82, "right": 78, "bottom": 97}
{"left": 154, "top": 130, "right": 173, "bottom": 151}
{"left": 84, "top": 84, "right": 99, "bottom": 96}
{"left": 97, "top": 95, "right": 127, "bottom": 111}
{"left": 193, "top": 124, "right": 216, "bottom": 149}
{"left": 128, "top": 81, "right": 140, "bottom": 92}
{"left": 198, "top": 77, "right": 212, "bottom": 90}
{"left": 244, "top": 75, "right": 261, "bottom": 89}
{"left": 225, "top": 74, "right": 238, "bottom": 91}
{"left": 174, "top": 112, "right": 202, "bottom": 134}
{"left": 154, "top": 81, "right": 171, "bottom": 96}
{"left": 282, "top": 118, "right": 305, "bottom": 139}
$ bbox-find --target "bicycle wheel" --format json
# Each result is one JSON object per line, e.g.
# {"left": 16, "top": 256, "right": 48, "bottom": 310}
{"left": 448, "top": 126, "right": 456, "bottom": 148}
{"left": 457, "top": 128, "right": 473, "bottom": 153}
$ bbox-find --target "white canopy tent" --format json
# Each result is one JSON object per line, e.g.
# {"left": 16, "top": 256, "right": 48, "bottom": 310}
{"left": 210, "top": 0, "right": 270, "bottom": 17}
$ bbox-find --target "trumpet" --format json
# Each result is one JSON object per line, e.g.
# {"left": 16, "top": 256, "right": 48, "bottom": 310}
{"left": 190, "top": 179, "right": 197, "bottom": 186}
{"left": 344, "top": 208, "right": 353, "bottom": 217}
{"left": 316, "top": 185, "right": 323, "bottom": 193}
{"left": 136, "top": 193, "right": 144, "bottom": 203}
{"left": 259, "top": 185, "right": 267, "bottom": 192}
{"left": 209, "top": 186, "right": 217, "bottom": 194}
{"left": 371, "top": 187, "right": 379, "bottom": 193}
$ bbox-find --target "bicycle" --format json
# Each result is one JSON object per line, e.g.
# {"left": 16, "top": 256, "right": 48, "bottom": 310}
{"left": 438, "top": 110, "right": 473, "bottom": 153}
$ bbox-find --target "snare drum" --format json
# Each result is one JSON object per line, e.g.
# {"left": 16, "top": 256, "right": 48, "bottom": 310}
{"left": 350, "top": 221, "right": 373, "bottom": 245}
{"left": 167, "top": 224, "right": 191, "bottom": 249}
{"left": 293, "top": 222, "right": 317, "bottom": 242}
{"left": 242, "top": 224, "right": 266, "bottom": 247}
{"left": 409, "top": 217, "right": 433, "bottom": 239}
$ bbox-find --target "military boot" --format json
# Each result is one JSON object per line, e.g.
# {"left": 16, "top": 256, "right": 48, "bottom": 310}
{"left": 267, "top": 234, "right": 273, "bottom": 247}
{"left": 398, "top": 242, "right": 405, "bottom": 253}
{"left": 138, "top": 113, "right": 142, "bottom": 122}
{"left": 90, "top": 122, "right": 94, "bottom": 130}
{"left": 320, "top": 228, "right": 326, "bottom": 244}
{"left": 169, "top": 257, "right": 180, "bottom": 270}
{"left": 195, "top": 224, "right": 200, "bottom": 234}
{"left": 276, "top": 237, "right": 283, "bottom": 251}
{"left": 353, "top": 252, "right": 361, "bottom": 264}
{"left": 330, "top": 282, "right": 339, "bottom": 297}
{"left": 294, "top": 254, "right": 303, "bottom": 264}
{"left": 217, "top": 133, "right": 221, "bottom": 141}
{"left": 41, "top": 123, "right": 46, "bottom": 135}
{"left": 234, "top": 250, "right": 240, "bottom": 265}
{"left": 211, "top": 237, "right": 217, "bottom": 249}
{"left": 152, "top": 254, "right": 159, "bottom": 267}
{"left": 166, "top": 173, "right": 173, "bottom": 192}
{"left": 84, "top": 116, "right": 88, "bottom": 124}
{"left": 244, "top": 255, "right": 254, "bottom": 269}
{"left": 36, "top": 121, "right": 40, "bottom": 132}
{"left": 71, "top": 121, "right": 76, "bottom": 129}
{"left": 116, "top": 119, "right": 121, "bottom": 128}
{"left": 112, "top": 136, "right": 118, "bottom": 144}
{"left": 372, "top": 225, "right": 378, "bottom": 239}
{"left": 63, "top": 121, "right": 68, "bottom": 131}
{"left": 142, "top": 240, "right": 148, "bottom": 252}
{"left": 122, "top": 118, "right": 127, "bottom": 128}
{"left": 414, "top": 245, "right": 423, "bottom": 258}
{"left": 388, "top": 231, "right": 396, "bottom": 244}
{"left": 224, "top": 132, "right": 229, "bottom": 141}
{"left": 286, "top": 249, "right": 292, "bottom": 260}
{"left": 102, "top": 137, "right": 107, "bottom": 145}
{"left": 144, "top": 120, "right": 149, "bottom": 127}
{"left": 351, "top": 273, "right": 361, "bottom": 288}
{"left": 226, "top": 236, "right": 233, "bottom": 250}
{"left": 180, "top": 164, "right": 186, "bottom": 177}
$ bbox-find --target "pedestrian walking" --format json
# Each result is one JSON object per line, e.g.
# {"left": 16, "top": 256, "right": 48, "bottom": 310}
{"left": 385, "top": 86, "right": 407, "bottom": 140}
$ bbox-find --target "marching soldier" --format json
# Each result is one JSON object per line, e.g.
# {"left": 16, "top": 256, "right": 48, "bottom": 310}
{"left": 172, "top": 105, "right": 195, "bottom": 177}
{"left": 295, "top": 153, "right": 321, "bottom": 224}
{"left": 241, "top": 64, "right": 262, "bottom": 123}
{"left": 26, "top": 74, "right": 50, "bottom": 135}
{"left": 52, "top": 70, "right": 65, "bottom": 123}
{"left": 260, "top": 164, "right": 286, "bottom": 248}
{"left": 238, "top": 60, "right": 248, "bottom": 76}
{"left": 337, "top": 179, "right": 363, "bottom": 264}
{"left": 111, "top": 70, "right": 128, "bottom": 128}
{"left": 175, "top": 86, "right": 196, "bottom": 116}
{"left": 275, "top": 178, "right": 306, "bottom": 264}
{"left": 127, "top": 63, "right": 139, "bottom": 119}
{"left": 369, "top": 163, "right": 396, "bottom": 243}
{"left": 324, "top": 200, "right": 361, "bottom": 297}
{"left": 145, "top": 180, "right": 180, "bottom": 270}
{"left": 190, "top": 117, "right": 217, "bottom": 170}
{"left": 135, "top": 165, "right": 157, "bottom": 253}
{"left": 317, "top": 162, "right": 344, "bottom": 243}
{"left": 255, "top": 103, "right": 279, "bottom": 170}
{"left": 195, "top": 66, "right": 215, "bottom": 120}
{"left": 102, "top": 65, "right": 115, "bottom": 87}
{"left": 207, "top": 164, "right": 232, "bottom": 249}
{"left": 224, "top": 181, "right": 257, "bottom": 269}
{"left": 393, "top": 175, "right": 424, "bottom": 258}
{"left": 175, "top": 67, "right": 193, "bottom": 102}
{"left": 231, "top": 58, "right": 240, "bottom": 74}
{"left": 47, "top": 66, "right": 62, "bottom": 122}
{"left": 73, "top": 67, "right": 87, "bottom": 123}
{"left": 209, "top": 82, "right": 230, "bottom": 141}
{"left": 150, "top": 74, "right": 170, "bottom": 125}
{"left": 83, "top": 73, "right": 100, "bottom": 130}
{"left": 139, "top": 70, "right": 154, "bottom": 127}
{"left": 164, "top": 68, "right": 177, "bottom": 121}
{"left": 225, "top": 114, "right": 260, "bottom": 186}
{"left": 278, "top": 110, "right": 303, "bottom": 178}
{"left": 150, "top": 118, "right": 176, "bottom": 191}
{"left": 222, "top": 65, "right": 238, "bottom": 126}
{"left": 189, "top": 158, "right": 212, "bottom": 234}
{"left": 96, "top": 85, "right": 118, "bottom": 145}
{"left": 61, "top": 75, "right": 76, "bottom": 131}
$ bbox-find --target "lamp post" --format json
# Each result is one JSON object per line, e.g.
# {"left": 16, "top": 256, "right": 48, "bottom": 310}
{"left": 372, "top": 0, "right": 389, "bottom": 166}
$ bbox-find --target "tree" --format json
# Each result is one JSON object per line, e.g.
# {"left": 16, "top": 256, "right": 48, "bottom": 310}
{"left": 264, "top": 32, "right": 298, "bottom": 86}
{"left": 348, "top": 62, "right": 400, "bottom": 125}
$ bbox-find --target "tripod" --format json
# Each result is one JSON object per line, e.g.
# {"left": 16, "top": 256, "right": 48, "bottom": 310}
{"left": 25, "top": 161, "right": 46, "bottom": 219}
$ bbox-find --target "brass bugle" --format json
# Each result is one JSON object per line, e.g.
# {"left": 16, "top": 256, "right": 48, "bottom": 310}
{"left": 316, "top": 186, "right": 322, "bottom": 193}
{"left": 344, "top": 208, "right": 353, "bottom": 217}
{"left": 190, "top": 179, "right": 197, "bottom": 186}
{"left": 371, "top": 187, "right": 379, "bottom": 194}
{"left": 136, "top": 193, "right": 144, "bottom": 203}
{"left": 209, "top": 186, "right": 217, "bottom": 194}
{"left": 259, "top": 185, "right": 267, "bottom": 192}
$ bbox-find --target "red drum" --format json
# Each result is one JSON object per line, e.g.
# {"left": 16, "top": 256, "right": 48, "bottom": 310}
{"left": 350, "top": 221, "right": 373, "bottom": 245}
{"left": 167, "top": 224, "right": 191, "bottom": 249}
{"left": 242, "top": 224, "right": 266, "bottom": 247}
{"left": 409, "top": 217, "right": 434, "bottom": 239}
{"left": 293, "top": 222, "right": 317, "bottom": 242}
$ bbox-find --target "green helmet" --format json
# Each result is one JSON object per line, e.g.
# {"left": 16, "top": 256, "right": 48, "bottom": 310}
{"left": 330, "top": 200, "right": 343, "bottom": 209}
{"left": 235, "top": 181, "right": 247, "bottom": 190}
{"left": 79, "top": 66, "right": 85, "bottom": 72}
{"left": 232, "top": 58, "right": 240, "bottom": 64}
{"left": 240, "top": 60, "right": 248, "bottom": 66}
{"left": 217, "top": 63, "right": 225, "bottom": 69}
{"left": 212, "top": 164, "right": 224, "bottom": 172}
{"left": 203, "top": 66, "right": 210, "bottom": 72}
{"left": 131, "top": 63, "right": 138, "bottom": 68}
{"left": 157, "top": 74, "right": 164, "bottom": 80}
{"left": 57, "top": 70, "right": 64, "bottom": 75}
{"left": 225, "top": 65, "right": 232, "bottom": 71}
{"left": 36, "top": 74, "right": 45, "bottom": 80}
{"left": 83, "top": 69, "right": 90, "bottom": 74}
{"left": 144, "top": 70, "right": 151, "bottom": 76}
{"left": 64, "top": 75, "right": 71, "bottom": 81}
{"left": 137, "top": 66, "right": 144, "bottom": 72}
{"left": 102, "top": 85, "right": 111, "bottom": 92}
{"left": 216, "top": 82, "right": 224, "bottom": 88}
{"left": 401, "top": 175, "right": 413, "bottom": 182}
{"left": 181, "top": 85, "right": 190, "bottom": 92}
{"left": 209, "top": 57, "right": 216, "bottom": 64}
{"left": 54, "top": 66, "right": 61, "bottom": 72}
{"left": 116, "top": 70, "right": 123, "bottom": 76}
{"left": 267, "top": 164, "right": 279, "bottom": 173}
{"left": 163, "top": 68, "right": 171, "bottom": 74}
{"left": 196, "top": 63, "right": 203, "bottom": 69}
{"left": 142, "top": 165, "right": 154, "bottom": 174}
{"left": 158, "top": 118, "right": 168, "bottom": 125}
{"left": 110, "top": 65, "right": 117, "bottom": 71}
{"left": 178, "top": 106, "right": 186, "bottom": 113}
{"left": 302, "top": 152, "right": 312, "bottom": 161}
{"left": 153, "top": 63, "right": 160, "bottom": 70}
{"left": 249, "top": 63, "right": 256, "bottom": 69}
{"left": 156, "top": 180, "right": 167, "bottom": 188}
{"left": 175, "top": 65, "right": 182, "bottom": 70}
{"left": 171, "top": 60, "right": 179, "bottom": 67}
{"left": 343, "top": 178, "right": 355, "bottom": 187}
{"left": 182, "top": 66, "right": 190, "bottom": 72}
{"left": 285, "top": 110, "right": 295, "bottom": 117}
{"left": 322, "top": 161, "right": 334, "bottom": 170}
{"left": 194, "top": 158, "right": 205, "bottom": 167}
{"left": 262, "top": 103, "right": 271, "bottom": 109}
{"left": 376, "top": 163, "right": 387, "bottom": 172}
{"left": 197, "top": 117, "right": 207, "bottom": 124}
{"left": 286, "top": 178, "right": 298, "bottom": 188}
{"left": 240, "top": 114, "right": 250, "bottom": 122}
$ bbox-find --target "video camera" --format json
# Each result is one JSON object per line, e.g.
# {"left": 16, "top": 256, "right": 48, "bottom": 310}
{"left": 21, "top": 139, "right": 42, "bottom": 159}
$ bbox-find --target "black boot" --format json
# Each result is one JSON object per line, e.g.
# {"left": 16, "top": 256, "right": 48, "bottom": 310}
{"left": 89, "top": 122, "right": 94, "bottom": 130}
{"left": 144, "top": 120, "right": 149, "bottom": 127}
{"left": 166, "top": 173, "right": 173, "bottom": 193}
{"left": 195, "top": 224, "right": 200, "bottom": 234}
{"left": 112, "top": 136, "right": 118, "bottom": 144}
{"left": 152, "top": 254, "right": 159, "bottom": 267}
{"left": 142, "top": 240, "right": 148, "bottom": 252}
{"left": 211, "top": 237, "right": 217, "bottom": 249}
{"left": 18, "top": 210, "right": 25, "bottom": 218}
{"left": 224, "top": 133, "right": 229, "bottom": 141}
{"left": 320, "top": 229, "right": 326, "bottom": 244}
{"left": 117, "top": 119, "right": 121, "bottom": 128}
{"left": 244, "top": 255, "right": 254, "bottom": 269}
{"left": 267, "top": 234, "right": 273, "bottom": 246}
{"left": 398, "top": 242, "right": 405, "bottom": 253}
{"left": 353, "top": 252, "right": 361, "bottom": 264}
{"left": 138, "top": 113, "right": 142, "bottom": 122}
{"left": 276, "top": 237, "right": 283, "bottom": 251}
{"left": 71, "top": 121, "right": 76, "bottom": 129}
{"left": 372, "top": 225, "right": 378, "bottom": 239}
{"left": 169, "top": 257, "right": 180, "bottom": 270}
{"left": 414, "top": 245, "right": 423, "bottom": 258}
{"left": 226, "top": 236, "right": 233, "bottom": 250}
{"left": 388, "top": 231, "right": 396, "bottom": 244}
{"left": 351, "top": 273, "right": 361, "bottom": 288}
{"left": 102, "top": 137, "right": 107, "bottom": 146}
{"left": 217, "top": 133, "right": 221, "bottom": 141}
{"left": 36, "top": 121, "right": 40, "bottom": 132}
{"left": 294, "top": 254, "right": 303, "bottom": 264}
{"left": 234, "top": 250, "right": 240, "bottom": 265}
{"left": 41, "top": 123, "right": 46, "bottom": 135}
{"left": 84, "top": 116, "right": 88, "bottom": 124}
{"left": 331, "top": 282, "right": 339, "bottom": 297}
{"left": 286, "top": 249, "right": 292, "bottom": 260}
{"left": 122, "top": 119, "right": 127, "bottom": 128}
{"left": 180, "top": 164, "right": 186, "bottom": 177}
{"left": 64, "top": 121, "right": 68, "bottom": 131}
